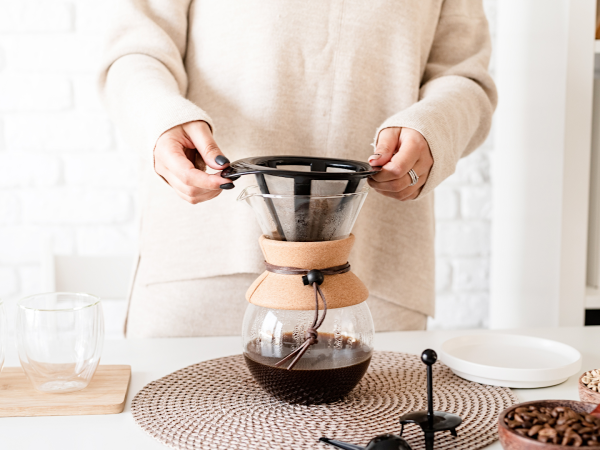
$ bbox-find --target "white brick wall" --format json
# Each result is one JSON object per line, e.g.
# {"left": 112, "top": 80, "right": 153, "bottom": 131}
{"left": 0, "top": 2, "right": 73, "bottom": 33}
{"left": 0, "top": 0, "right": 497, "bottom": 338}
{"left": 0, "top": 0, "right": 132, "bottom": 340}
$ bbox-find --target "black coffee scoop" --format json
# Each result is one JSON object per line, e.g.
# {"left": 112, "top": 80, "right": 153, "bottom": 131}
{"left": 398, "top": 349, "right": 462, "bottom": 450}
{"left": 319, "top": 434, "right": 412, "bottom": 450}
{"left": 319, "top": 349, "right": 462, "bottom": 450}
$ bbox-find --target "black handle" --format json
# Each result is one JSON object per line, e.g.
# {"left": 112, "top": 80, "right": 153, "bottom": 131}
{"left": 421, "top": 349, "right": 437, "bottom": 424}
{"left": 220, "top": 166, "right": 240, "bottom": 180}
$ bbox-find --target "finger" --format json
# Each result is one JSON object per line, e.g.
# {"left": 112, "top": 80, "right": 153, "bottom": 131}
{"left": 396, "top": 164, "right": 429, "bottom": 200}
{"left": 183, "top": 121, "right": 231, "bottom": 170}
{"left": 186, "top": 148, "right": 206, "bottom": 171}
{"left": 368, "top": 175, "right": 410, "bottom": 193}
{"left": 368, "top": 157, "right": 430, "bottom": 192}
{"left": 158, "top": 163, "right": 222, "bottom": 202}
{"left": 369, "top": 127, "right": 400, "bottom": 167}
{"left": 368, "top": 169, "right": 416, "bottom": 192}
{"left": 370, "top": 180, "right": 423, "bottom": 202}
{"left": 372, "top": 134, "right": 422, "bottom": 181}
{"left": 371, "top": 128, "right": 431, "bottom": 183}
{"left": 371, "top": 143, "right": 422, "bottom": 184}
{"left": 398, "top": 175, "right": 426, "bottom": 200}
{"left": 161, "top": 142, "right": 229, "bottom": 190}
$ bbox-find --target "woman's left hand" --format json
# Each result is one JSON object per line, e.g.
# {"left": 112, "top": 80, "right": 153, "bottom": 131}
{"left": 367, "top": 127, "right": 433, "bottom": 201}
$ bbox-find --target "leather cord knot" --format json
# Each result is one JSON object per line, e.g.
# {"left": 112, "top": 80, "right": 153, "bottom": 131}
{"left": 264, "top": 261, "right": 351, "bottom": 370}
{"left": 304, "top": 328, "right": 318, "bottom": 344}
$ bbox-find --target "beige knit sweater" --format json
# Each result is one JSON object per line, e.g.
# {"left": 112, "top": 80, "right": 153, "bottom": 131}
{"left": 100, "top": 0, "right": 496, "bottom": 323}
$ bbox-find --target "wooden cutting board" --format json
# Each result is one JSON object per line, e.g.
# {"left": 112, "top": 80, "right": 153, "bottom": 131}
{"left": 0, "top": 365, "right": 131, "bottom": 417}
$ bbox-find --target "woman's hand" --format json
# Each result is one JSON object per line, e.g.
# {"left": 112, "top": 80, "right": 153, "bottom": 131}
{"left": 367, "top": 127, "right": 433, "bottom": 201}
{"left": 154, "top": 121, "right": 234, "bottom": 204}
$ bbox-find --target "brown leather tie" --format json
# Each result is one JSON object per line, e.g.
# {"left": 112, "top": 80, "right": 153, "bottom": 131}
{"left": 263, "top": 262, "right": 351, "bottom": 370}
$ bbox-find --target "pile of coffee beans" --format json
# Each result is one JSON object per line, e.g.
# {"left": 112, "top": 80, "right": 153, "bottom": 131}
{"left": 504, "top": 405, "right": 600, "bottom": 446}
{"left": 582, "top": 370, "right": 600, "bottom": 392}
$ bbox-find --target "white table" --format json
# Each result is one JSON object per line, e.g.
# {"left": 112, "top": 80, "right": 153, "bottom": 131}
{"left": 2, "top": 326, "right": 599, "bottom": 450}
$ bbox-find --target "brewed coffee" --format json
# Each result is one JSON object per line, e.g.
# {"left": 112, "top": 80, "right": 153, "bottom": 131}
{"left": 244, "top": 332, "right": 371, "bottom": 404}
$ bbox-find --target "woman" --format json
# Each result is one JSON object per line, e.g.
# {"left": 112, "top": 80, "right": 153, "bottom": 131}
{"left": 100, "top": 0, "right": 496, "bottom": 338}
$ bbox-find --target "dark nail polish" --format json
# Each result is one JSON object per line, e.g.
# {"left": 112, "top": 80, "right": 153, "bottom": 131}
{"left": 215, "top": 155, "right": 230, "bottom": 166}
{"left": 220, "top": 183, "right": 235, "bottom": 190}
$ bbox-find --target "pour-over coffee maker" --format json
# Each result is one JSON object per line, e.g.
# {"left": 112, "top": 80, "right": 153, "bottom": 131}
{"left": 222, "top": 156, "right": 379, "bottom": 404}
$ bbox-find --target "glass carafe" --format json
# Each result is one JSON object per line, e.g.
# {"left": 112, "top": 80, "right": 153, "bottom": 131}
{"left": 239, "top": 186, "right": 375, "bottom": 404}
{"left": 242, "top": 302, "right": 374, "bottom": 403}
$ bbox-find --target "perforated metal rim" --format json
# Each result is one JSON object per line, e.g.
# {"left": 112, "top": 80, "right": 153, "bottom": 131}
{"left": 221, "top": 156, "right": 380, "bottom": 181}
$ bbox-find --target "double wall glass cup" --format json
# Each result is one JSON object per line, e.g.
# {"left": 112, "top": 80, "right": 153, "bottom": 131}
{"left": 17, "top": 293, "right": 104, "bottom": 393}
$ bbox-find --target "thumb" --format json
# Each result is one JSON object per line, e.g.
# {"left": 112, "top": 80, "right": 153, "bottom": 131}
{"left": 369, "top": 127, "right": 401, "bottom": 167}
{"left": 182, "top": 121, "right": 230, "bottom": 170}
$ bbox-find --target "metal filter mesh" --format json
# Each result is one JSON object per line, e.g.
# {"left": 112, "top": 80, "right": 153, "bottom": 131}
{"left": 131, "top": 351, "right": 519, "bottom": 450}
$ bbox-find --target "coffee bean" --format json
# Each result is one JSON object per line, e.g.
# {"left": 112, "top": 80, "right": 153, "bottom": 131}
{"left": 504, "top": 405, "right": 600, "bottom": 446}
{"left": 528, "top": 424, "right": 543, "bottom": 436}
{"left": 539, "top": 428, "right": 557, "bottom": 438}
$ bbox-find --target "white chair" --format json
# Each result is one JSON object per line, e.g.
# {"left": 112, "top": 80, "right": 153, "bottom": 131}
{"left": 40, "top": 242, "right": 137, "bottom": 339}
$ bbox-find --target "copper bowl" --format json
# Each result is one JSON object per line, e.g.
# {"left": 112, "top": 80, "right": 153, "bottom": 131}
{"left": 579, "top": 372, "right": 600, "bottom": 403}
{"left": 498, "top": 400, "right": 599, "bottom": 449}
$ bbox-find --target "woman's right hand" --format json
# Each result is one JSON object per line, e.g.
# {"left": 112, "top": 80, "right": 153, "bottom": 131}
{"left": 154, "top": 121, "right": 234, "bottom": 204}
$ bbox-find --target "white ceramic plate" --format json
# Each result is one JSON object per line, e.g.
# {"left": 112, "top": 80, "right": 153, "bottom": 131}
{"left": 439, "top": 334, "right": 582, "bottom": 388}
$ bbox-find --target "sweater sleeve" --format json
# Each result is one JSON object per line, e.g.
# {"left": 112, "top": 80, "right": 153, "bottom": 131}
{"left": 98, "top": 0, "right": 214, "bottom": 161}
{"left": 374, "top": 0, "right": 497, "bottom": 199}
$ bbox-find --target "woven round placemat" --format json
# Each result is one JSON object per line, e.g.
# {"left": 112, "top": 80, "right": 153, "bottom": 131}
{"left": 132, "top": 351, "right": 518, "bottom": 450}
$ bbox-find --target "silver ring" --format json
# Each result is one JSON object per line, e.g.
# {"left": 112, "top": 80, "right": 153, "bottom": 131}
{"left": 408, "top": 169, "right": 419, "bottom": 186}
